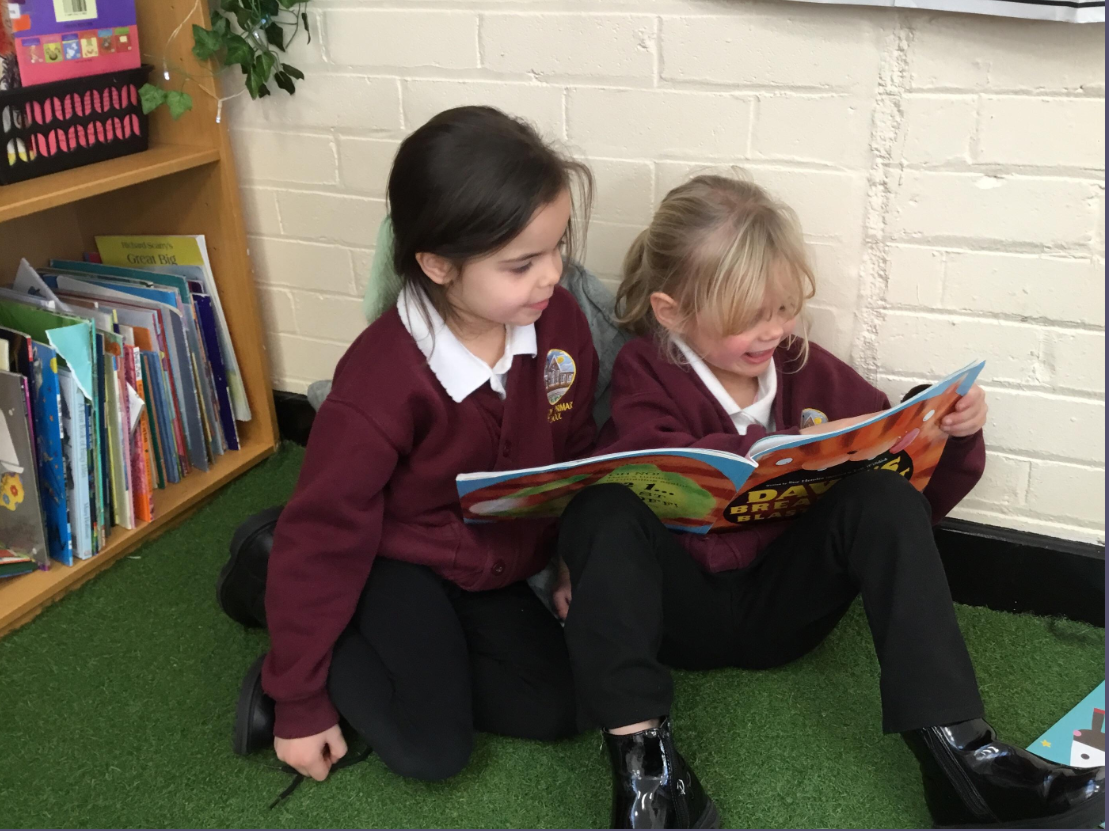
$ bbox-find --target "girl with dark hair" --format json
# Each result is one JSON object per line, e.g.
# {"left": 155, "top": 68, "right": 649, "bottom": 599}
{"left": 218, "top": 106, "right": 598, "bottom": 786}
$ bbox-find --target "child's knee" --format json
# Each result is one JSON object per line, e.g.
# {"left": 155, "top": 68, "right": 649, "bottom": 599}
{"left": 830, "top": 470, "right": 931, "bottom": 521}
{"left": 562, "top": 483, "right": 644, "bottom": 527}
{"left": 383, "top": 728, "right": 473, "bottom": 781}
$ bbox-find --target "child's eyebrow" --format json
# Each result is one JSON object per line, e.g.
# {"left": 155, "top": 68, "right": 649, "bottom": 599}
{"left": 500, "top": 250, "right": 545, "bottom": 263}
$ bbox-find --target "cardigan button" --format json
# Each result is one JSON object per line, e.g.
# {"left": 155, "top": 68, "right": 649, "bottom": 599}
{"left": 492, "top": 560, "right": 506, "bottom": 576}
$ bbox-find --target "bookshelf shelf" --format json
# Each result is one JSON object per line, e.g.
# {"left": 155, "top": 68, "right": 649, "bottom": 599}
{"left": 0, "top": 146, "right": 221, "bottom": 224}
{"left": 0, "top": 437, "right": 274, "bottom": 637}
{"left": 0, "top": 0, "right": 279, "bottom": 639}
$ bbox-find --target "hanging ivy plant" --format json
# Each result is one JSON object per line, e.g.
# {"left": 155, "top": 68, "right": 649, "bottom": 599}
{"left": 141, "top": 0, "right": 311, "bottom": 120}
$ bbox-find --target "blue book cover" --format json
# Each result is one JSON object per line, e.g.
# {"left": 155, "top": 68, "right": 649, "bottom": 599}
{"left": 1029, "top": 682, "right": 1105, "bottom": 769}
{"left": 194, "top": 294, "right": 238, "bottom": 451}
{"left": 31, "top": 341, "right": 73, "bottom": 566}
{"left": 143, "top": 350, "right": 180, "bottom": 486}
{"left": 58, "top": 367, "right": 93, "bottom": 560}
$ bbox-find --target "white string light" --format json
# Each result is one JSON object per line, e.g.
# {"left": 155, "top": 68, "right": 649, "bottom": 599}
{"left": 162, "top": 0, "right": 202, "bottom": 81}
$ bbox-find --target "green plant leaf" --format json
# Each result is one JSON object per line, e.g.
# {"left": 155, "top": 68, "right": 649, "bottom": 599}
{"left": 225, "top": 34, "right": 255, "bottom": 68}
{"left": 277, "top": 0, "right": 299, "bottom": 8}
{"left": 191, "top": 24, "right": 223, "bottom": 60}
{"left": 281, "top": 62, "right": 304, "bottom": 80}
{"left": 166, "top": 90, "right": 194, "bottom": 120}
{"left": 246, "top": 52, "right": 276, "bottom": 98}
{"left": 261, "top": 0, "right": 280, "bottom": 17}
{"left": 211, "top": 13, "right": 232, "bottom": 39}
{"left": 228, "top": 1, "right": 253, "bottom": 30}
{"left": 245, "top": 70, "right": 263, "bottom": 98}
{"left": 138, "top": 83, "right": 168, "bottom": 114}
{"left": 264, "top": 22, "right": 285, "bottom": 51}
{"left": 256, "top": 50, "right": 277, "bottom": 80}
{"left": 273, "top": 70, "right": 295, "bottom": 95}
{"left": 302, "top": 12, "right": 311, "bottom": 43}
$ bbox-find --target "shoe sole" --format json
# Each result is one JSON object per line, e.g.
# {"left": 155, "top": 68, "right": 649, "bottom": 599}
{"left": 695, "top": 798, "right": 721, "bottom": 829}
{"left": 935, "top": 791, "right": 1105, "bottom": 829}
{"left": 232, "top": 655, "right": 268, "bottom": 756}
{"left": 216, "top": 506, "right": 283, "bottom": 628}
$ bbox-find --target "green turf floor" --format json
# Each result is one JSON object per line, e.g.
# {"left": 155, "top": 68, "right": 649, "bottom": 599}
{"left": 1, "top": 443, "right": 1103, "bottom": 829}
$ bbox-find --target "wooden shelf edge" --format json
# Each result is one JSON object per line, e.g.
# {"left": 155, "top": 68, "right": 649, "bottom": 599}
{"left": 0, "top": 145, "right": 221, "bottom": 224}
{"left": 0, "top": 438, "right": 276, "bottom": 638}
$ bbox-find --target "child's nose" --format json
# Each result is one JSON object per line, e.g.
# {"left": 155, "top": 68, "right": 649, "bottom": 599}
{"left": 541, "top": 252, "right": 563, "bottom": 287}
{"left": 762, "top": 319, "right": 784, "bottom": 340}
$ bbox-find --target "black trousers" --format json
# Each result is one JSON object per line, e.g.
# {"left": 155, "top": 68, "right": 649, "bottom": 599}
{"left": 557, "top": 471, "right": 985, "bottom": 735}
{"left": 326, "top": 557, "right": 579, "bottom": 781}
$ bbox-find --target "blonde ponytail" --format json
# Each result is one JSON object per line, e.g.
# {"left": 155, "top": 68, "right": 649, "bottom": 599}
{"left": 614, "top": 229, "right": 656, "bottom": 336}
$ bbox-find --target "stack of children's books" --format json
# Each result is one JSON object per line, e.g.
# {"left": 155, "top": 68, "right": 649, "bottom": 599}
{"left": 0, "top": 235, "right": 250, "bottom": 578}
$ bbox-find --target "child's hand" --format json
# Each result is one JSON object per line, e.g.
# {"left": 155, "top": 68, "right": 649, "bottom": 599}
{"left": 275, "top": 724, "right": 348, "bottom": 782}
{"left": 552, "top": 559, "right": 572, "bottom": 620}
{"left": 942, "top": 384, "right": 988, "bottom": 437}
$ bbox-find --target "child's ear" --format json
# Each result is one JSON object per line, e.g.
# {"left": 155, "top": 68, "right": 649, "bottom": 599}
{"left": 415, "top": 252, "right": 456, "bottom": 286}
{"left": 650, "top": 292, "right": 682, "bottom": 332}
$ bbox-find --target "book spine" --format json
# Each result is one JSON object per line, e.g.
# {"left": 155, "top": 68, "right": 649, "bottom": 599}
{"left": 195, "top": 294, "right": 238, "bottom": 451}
{"left": 139, "top": 353, "right": 166, "bottom": 490}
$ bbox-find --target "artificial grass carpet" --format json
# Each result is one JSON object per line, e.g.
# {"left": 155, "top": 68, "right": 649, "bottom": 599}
{"left": 1, "top": 443, "right": 1103, "bottom": 829}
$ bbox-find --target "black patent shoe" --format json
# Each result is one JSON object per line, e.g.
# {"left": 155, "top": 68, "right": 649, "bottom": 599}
{"left": 233, "top": 654, "right": 275, "bottom": 756}
{"left": 217, "top": 505, "right": 283, "bottom": 628}
{"left": 603, "top": 718, "right": 720, "bottom": 829}
{"left": 904, "top": 718, "right": 1105, "bottom": 828}
{"left": 233, "top": 654, "right": 373, "bottom": 810}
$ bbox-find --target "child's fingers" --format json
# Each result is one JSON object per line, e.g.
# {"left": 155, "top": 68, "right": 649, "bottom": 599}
{"left": 954, "top": 386, "right": 983, "bottom": 412}
{"left": 942, "top": 411, "right": 984, "bottom": 436}
{"left": 329, "top": 731, "right": 348, "bottom": 763}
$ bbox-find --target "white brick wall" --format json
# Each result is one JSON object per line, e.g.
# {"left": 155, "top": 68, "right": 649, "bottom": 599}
{"left": 226, "top": 2, "right": 1105, "bottom": 545}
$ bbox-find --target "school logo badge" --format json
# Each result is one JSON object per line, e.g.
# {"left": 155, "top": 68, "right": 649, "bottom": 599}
{"left": 545, "top": 349, "right": 577, "bottom": 405}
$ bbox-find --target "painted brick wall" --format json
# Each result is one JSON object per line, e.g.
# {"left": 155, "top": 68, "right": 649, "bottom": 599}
{"left": 225, "top": 0, "right": 1106, "bottom": 544}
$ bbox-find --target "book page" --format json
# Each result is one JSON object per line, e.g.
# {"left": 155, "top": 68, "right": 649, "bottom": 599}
{"left": 713, "top": 361, "right": 984, "bottom": 531}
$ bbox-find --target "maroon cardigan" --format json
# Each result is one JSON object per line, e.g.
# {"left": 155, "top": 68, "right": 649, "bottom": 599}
{"left": 598, "top": 336, "right": 985, "bottom": 573}
{"left": 262, "top": 287, "right": 598, "bottom": 739}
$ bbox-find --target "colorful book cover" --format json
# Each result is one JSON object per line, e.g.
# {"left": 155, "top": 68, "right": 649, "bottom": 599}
{"left": 58, "top": 366, "right": 92, "bottom": 559}
{"left": 138, "top": 351, "right": 165, "bottom": 490}
{"left": 143, "top": 350, "right": 179, "bottom": 486}
{"left": 101, "top": 338, "right": 132, "bottom": 530}
{"left": 122, "top": 344, "right": 151, "bottom": 523}
{"left": 47, "top": 264, "right": 227, "bottom": 460}
{"left": 458, "top": 361, "right": 985, "bottom": 534}
{"left": 30, "top": 340, "right": 73, "bottom": 565}
{"left": 0, "top": 551, "right": 36, "bottom": 579}
{"left": 194, "top": 293, "right": 238, "bottom": 451}
{"left": 95, "top": 236, "right": 252, "bottom": 423}
{"left": 10, "top": 0, "right": 140, "bottom": 87}
{"left": 1029, "top": 682, "right": 1105, "bottom": 769}
{"left": 43, "top": 272, "right": 209, "bottom": 472}
{"left": 132, "top": 347, "right": 156, "bottom": 507}
{"left": 0, "top": 370, "right": 48, "bottom": 569}
{"left": 0, "top": 301, "right": 101, "bottom": 548}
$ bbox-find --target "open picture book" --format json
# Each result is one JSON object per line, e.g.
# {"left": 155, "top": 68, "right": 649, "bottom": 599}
{"left": 457, "top": 360, "right": 985, "bottom": 534}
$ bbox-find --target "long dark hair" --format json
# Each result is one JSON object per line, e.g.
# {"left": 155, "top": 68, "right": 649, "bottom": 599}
{"left": 388, "top": 106, "right": 593, "bottom": 326}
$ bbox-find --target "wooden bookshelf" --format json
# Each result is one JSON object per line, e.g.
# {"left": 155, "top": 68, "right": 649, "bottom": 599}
{"left": 0, "top": 0, "right": 279, "bottom": 638}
